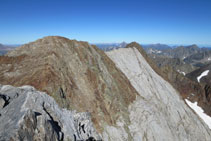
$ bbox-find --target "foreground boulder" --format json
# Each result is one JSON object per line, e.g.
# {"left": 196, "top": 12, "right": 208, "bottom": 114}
{"left": 0, "top": 85, "right": 101, "bottom": 140}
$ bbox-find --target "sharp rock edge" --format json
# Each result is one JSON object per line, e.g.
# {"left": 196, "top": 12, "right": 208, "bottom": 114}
{"left": 0, "top": 85, "right": 101, "bottom": 141}
{"left": 105, "top": 47, "right": 211, "bottom": 141}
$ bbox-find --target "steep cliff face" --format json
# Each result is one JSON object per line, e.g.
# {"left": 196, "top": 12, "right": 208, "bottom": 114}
{"left": 0, "top": 36, "right": 138, "bottom": 134}
{"left": 106, "top": 47, "right": 211, "bottom": 140}
{"left": 0, "top": 85, "right": 100, "bottom": 140}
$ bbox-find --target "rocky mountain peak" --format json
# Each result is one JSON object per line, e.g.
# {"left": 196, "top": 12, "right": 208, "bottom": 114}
{"left": 6, "top": 36, "right": 90, "bottom": 57}
{"left": 118, "top": 41, "right": 127, "bottom": 48}
{"left": 126, "top": 42, "right": 141, "bottom": 48}
{"left": 187, "top": 44, "right": 199, "bottom": 49}
{"left": 0, "top": 36, "right": 138, "bottom": 134}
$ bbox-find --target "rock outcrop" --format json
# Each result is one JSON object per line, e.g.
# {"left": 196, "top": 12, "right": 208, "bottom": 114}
{"left": 0, "top": 85, "right": 101, "bottom": 140}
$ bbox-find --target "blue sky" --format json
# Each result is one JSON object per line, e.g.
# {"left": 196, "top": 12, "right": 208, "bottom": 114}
{"left": 0, "top": 0, "right": 211, "bottom": 46}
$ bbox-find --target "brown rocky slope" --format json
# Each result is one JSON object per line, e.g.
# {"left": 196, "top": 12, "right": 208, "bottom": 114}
{"left": 0, "top": 36, "right": 138, "bottom": 134}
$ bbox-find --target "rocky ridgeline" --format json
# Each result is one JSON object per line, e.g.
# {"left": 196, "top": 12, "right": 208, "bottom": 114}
{"left": 0, "top": 36, "right": 138, "bottom": 134}
{"left": 0, "top": 85, "right": 101, "bottom": 140}
{"left": 0, "top": 36, "right": 211, "bottom": 140}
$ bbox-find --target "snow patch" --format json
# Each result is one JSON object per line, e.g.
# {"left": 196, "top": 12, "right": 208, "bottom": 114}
{"left": 197, "top": 70, "right": 209, "bottom": 82}
{"left": 149, "top": 48, "right": 162, "bottom": 54}
{"left": 185, "top": 99, "right": 211, "bottom": 129}
{"left": 177, "top": 70, "right": 186, "bottom": 76}
{"left": 183, "top": 56, "right": 186, "bottom": 59}
{"left": 157, "top": 50, "right": 162, "bottom": 53}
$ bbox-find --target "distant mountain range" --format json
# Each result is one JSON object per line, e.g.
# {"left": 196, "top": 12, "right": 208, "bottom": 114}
{"left": 94, "top": 42, "right": 127, "bottom": 51}
{"left": 145, "top": 44, "right": 211, "bottom": 71}
{"left": 0, "top": 43, "right": 19, "bottom": 55}
{"left": 184, "top": 50, "right": 211, "bottom": 67}
{"left": 142, "top": 43, "right": 211, "bottom": 117}
{"left": 143, "top": 43, "right": 173, "bottom": 51}
{"left": 145, "top": 44, "right": 210, "bottom": 58}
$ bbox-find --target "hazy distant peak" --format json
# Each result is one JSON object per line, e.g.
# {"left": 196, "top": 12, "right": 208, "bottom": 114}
{"left": 119, "top": 41, "right": 127, "bottom": 48}
{"left": 187, "top": 44, "right": 199, "bottom": 49}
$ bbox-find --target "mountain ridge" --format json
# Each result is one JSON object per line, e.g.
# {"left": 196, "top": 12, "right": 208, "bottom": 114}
{"left": 0, "top": 36, "right": 139, "bottom": 134}
{"left": 0, "top": 36, "right": 210, "bottom": 140}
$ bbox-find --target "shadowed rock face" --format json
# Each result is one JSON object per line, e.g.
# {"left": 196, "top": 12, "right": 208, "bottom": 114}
{"left": 0, "top": 85, "right": 101, "bottom": 141}
{"left": 0, "top": 36, "right": 138, "bottom": 133}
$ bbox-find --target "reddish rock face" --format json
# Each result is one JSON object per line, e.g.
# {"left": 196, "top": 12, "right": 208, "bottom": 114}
{"left": 0, "top": 36, "right": 138, "bottom": 132}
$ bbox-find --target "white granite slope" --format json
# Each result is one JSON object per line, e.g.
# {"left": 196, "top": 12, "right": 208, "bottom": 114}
{"left": 105, "top": 48, "right": 211, "bottom": 141}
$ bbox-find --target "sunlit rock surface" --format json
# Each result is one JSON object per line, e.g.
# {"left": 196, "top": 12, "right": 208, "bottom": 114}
{"left": 0, "top": 85, "right": 101, "bottom": 141}
{"left": 106, "top": 47, "right": 211, "bottom": 140}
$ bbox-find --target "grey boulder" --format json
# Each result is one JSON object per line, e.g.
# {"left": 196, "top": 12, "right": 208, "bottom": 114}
{"left": 0, "top": 85, "right": 101, "bottom": 141}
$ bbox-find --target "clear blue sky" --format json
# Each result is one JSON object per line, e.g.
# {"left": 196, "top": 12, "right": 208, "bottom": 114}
{"left": 0, "top": 0, "right": 211, "bottom": 46}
